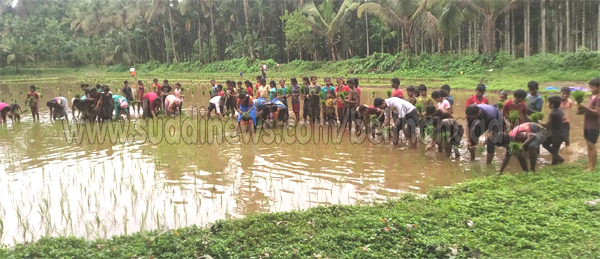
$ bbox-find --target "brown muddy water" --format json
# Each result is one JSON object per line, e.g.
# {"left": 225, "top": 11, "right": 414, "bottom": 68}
{"left": 0, "top": 82, "right": 589, "bottom": 244}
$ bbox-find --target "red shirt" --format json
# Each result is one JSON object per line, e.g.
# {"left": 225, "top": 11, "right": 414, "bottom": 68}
{"left": 246, "top": 86, "right": 254, "bottom": 96}
{"left": 502, "top": 99, "right": 527, "bottom": 120}
{"left": 365, "top": 106, "right": 382, "bottom": 116}
{"left": 143, "top": 92, "right": 159, "bottom": 111}
{"left": 218, "top": 91, "right": 225, "bottom": 97}
{"left": 392, "top": 89, "right": 404, "bottom": 98}
{"left": 465, "top": 95, "right": 489, "bottom": 107}
{"left": 335, "top": 85, "right": 350, "bottom": 108}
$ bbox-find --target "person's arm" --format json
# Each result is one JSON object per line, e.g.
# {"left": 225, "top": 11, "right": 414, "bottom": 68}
{"left": 466, "top": 120, "right": 472, "bottom": 148}
{"left": 49, "top": 107, "right": 53, "bottom": 121}
{"left": 521, "top": 133, "right": 536, "bottom": 152}
{"left": 499, "top": 151, "right": 511, "bottom": 174}
{"left": 115, "top": 101, "right": 119, "bottom": 118}
{"left": 579, "top": 98, "right": 600, "bottom": 116}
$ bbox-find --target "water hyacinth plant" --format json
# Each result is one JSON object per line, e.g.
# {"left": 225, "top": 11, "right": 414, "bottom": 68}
{"left": 572, "top": 90, "right": 586, "bottom": 104}
{"left": 530, "top": 112, "right": 544, "bottom": 123}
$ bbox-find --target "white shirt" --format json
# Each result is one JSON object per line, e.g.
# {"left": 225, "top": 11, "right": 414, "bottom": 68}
{"left": 437, "top": 99, "right": 451, "bottom": 110}
{"left": 210, "top": 96, "right": 222, "bottom": 114}
{"left": 384, "top": 97, "right": 415, "bottom": 119}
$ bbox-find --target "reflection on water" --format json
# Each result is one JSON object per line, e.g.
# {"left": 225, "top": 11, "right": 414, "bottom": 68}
{"left": 0, "top": 83, "right": 588, "bottom": 244}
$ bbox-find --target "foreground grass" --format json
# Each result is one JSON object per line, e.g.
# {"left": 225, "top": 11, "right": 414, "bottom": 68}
{"left": 1, "top": 163, "right": 599, "bottom": 258}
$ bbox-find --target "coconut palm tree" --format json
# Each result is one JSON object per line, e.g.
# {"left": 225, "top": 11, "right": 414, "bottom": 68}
{"left": 302, "top": 0, "right": 359, "bottom": 61}
{"left": 420, "top": 0, "right": 463, "bottom": 53}
{"left": 101, "top": 30, "right": 135, "bottom": 65}
{"left": 357, "top": 0, "right": 426, "bottom": 53}
{"left": 1, "top": 36, "right": 35, "bottom": 72}
{"left": 457, "top": 0, "right": 519, "bottom": 55}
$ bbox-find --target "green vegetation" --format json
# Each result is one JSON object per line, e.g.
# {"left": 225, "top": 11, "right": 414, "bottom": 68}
{"left": 415, "top": 103, "right": 423, "bottom": 114}
{"left": 1, "top": 163, "right": 598, "bottom": 258}
{"left": 509, "top": 110, "right": 521, "bottom": 125}
{"left": 530, "top": 112, "right": 544, "bottom": 123}
{"left": 508, "top": 142, "right": 523, "bottom": 156}
{"left": 386, "top": 89, "right": 392, "bottom": 98}
{"left": 572, "top": 90, "right": 587, "bottom": 104}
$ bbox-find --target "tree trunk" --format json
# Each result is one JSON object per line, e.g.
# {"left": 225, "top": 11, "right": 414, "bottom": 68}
{"left": 504, "top": 12, "right": 510, "bottom": 53}
{"left": 243, "top": 0, "right": 254, "bottom": 60}
{"left": 458, "top": 27, "right": 462, "bottom": 55}
{"left": 468, "top": 21, "right": 472, "bottom": 50}
{"left": 559, "top": 5, "right": 564, "bottom": 52}
{"left": 197, "top": 17, "right": 202, "bottom": 62}
{"left": 15, "top": 58, "right": 18, "bottom": 72}
{"left": 523, "top": 0, "right": 531, "bottom": 57}
{"left": 162, "top": 23, "right": 170, "bottom": 64}
{"left": 541, "top": 0, "right": 546, "bottom": 53}
{"left": 146, "top": 30, "right": 153, "bottom": 61}
{"left": 597, "top": 1, "right": 600, "bottom": 50}
{"left": 168, "top": 7, "right": 178, "bottom": 63}
{"left": 482, "top": 15, "right": 495, "bottom": 55}
{"left": 365, "top": 12, "right": 369, "bottom": 56}
{"left": 582, "top": 0, "right": 586, "bottom": 49}
{"left": 511, "top": 10, "right": 516, "bottom": 56}
{"left": 554, "top": 6, "right": 559, "bottom": 53}
{"left": 329, "top": 37, "right": 336, "bottom": 61}
{"left": 566, "top": 0, "right": 570, "bottom": 52}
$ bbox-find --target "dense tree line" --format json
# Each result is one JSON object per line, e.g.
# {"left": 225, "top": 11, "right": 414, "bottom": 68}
{"left": 1, "top": 0, "right": 600, "bottom": 71}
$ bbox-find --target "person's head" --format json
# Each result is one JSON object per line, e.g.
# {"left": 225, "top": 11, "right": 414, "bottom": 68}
{"left": 513, "top": 89, "right": 527, "bottom": 105}
{"left": 137, "top": 80, "right": 143, "bottom": 86}
{"left": 163, "top": 79, "right": 169, "bottom": 85}
{"left": 73, "top": 98, "right": 83, "bottom": 109}
{"left": 336, "top": 77, "right": 345, "bottom": 86}
{"left": 353, "top": 78, "right": 359, "bottom": 87}
{"left": 347, "top": 78, "right": 355, "bottom": 89}
{"left": 279, "top": 79, "right": 285, "bottom": 87}
{"left": 327, "top": 89, "right": 335, "bottom": 98}
{"left": 175, "top": 82, "right": 181, "bottom": 88}
{"left": 431, "top": 91, "right": 442, "bottom": 103}
{"left": 153, "top": 78, "right": 159, "bottom": 84}
{"left": 102, "top": 86, "right": 110, "bottom": 93}
{"left": 357, "top": 104, "right": 368, "bottom": 114}
{"left": 465, "top": 104, "right": 481, "bottom": 120}
{"left": 256, "top": 75, "right": 262, "bottom": 82}
{"left": 237, "top": 81, "right": 243, "bottom": 87}
{"left": 493, "top": 132, "right": 511, "bottom": 148}
{"left": 560, "top": 86, "right": 571, "bottom": 100}
{"left": 476, "top": 84, "right": 486, "bottom": 99}
{"left": 310, "top": 75, "right": 317, "bottom": 85}
{"left": 527, "top": 81, "right": 539, "bottom": 96}
{"left": 440, "top": 90, "right": 449, "bottom": 98}
{"left": 30, "top": 85, "right": 36, "bottom": 92}
{"left": 441, "top": 84, "right": 451, "bottom": 94}
{"left": 245, "top": 80, "right": 252, "bottom": 88}
{"left": 123, "top": 80, "right": 128, "bottom": 86}
{"left": 548, "top": 95, "right": 561, "bottom": 109}
{"left": 270, "top": 106, "right": 278, "bottom": 113}
{"left": 406, "top": 85, "right": 416, "bottom": 97}
{"left": 153, "top": 97, "right": 162, "bottom": 108}
{"left": 374, "top": 98, "right": 386, "bottom": 109}
{"left": 46, "top": 100, "right": 58, "bottom": 108}
{"left": 238, "top": 93, "right": 249, "bottom": 105}
{"left": 210, "top": 79, "right": 216, "bottom": 85}
{"left": 324, "top": 77, "right": 331, "bottom": 85}
{"left": 217, "top": 84, "right": 223, "bottom": 91}
{"left": 302, "top": 77, "right": 310, "bottom": 85}
{"left": 391, "top": 78, "right": 400, "bottom": 89}
{"left": 291, "top": 77, "right": 298, "bottom": 85}
{"left": 417, "top": 84, "right": 427, "bottom": 97}
{"left": 269, "top": 80, "right": 276, "bottom": 88}
{"left": 498, "top": 91, "right": 508, "bottom": 102}
{"left": 260, "top": 78, "right": 267, "bottom": 86}
{"left": 425, "top": 105, "right": 437, "bottom": 116}
{"left": 589, "top": 78, "right": 600, "bottom": 94}
{"left": 96, "top": 84, "right": 102, "bottom": 90}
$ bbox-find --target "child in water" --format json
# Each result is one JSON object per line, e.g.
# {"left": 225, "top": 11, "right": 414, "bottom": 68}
{"left": 26, "top": 85, "right": 40, "bottom": 121}
{"left": 324, "top": 90, "right": 337, "bottom": 125}
{"left": 495, "top": 122, "right": 548, "bottom": 174}
{"left": 406, "top": 85, "right": 417, "bottom": 105}
{"left": 559, "top": 87, "right": 573, "bottom": 146}
{"left": 425, "top": 107, "right": 464, "bottom": 158}
{"left": 494, "top": 91, "right": 508, "bottom": 110}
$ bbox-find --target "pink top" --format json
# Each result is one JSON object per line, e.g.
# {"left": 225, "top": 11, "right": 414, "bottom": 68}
{"left": 335, "top": 85, "right": 350, "bottom": 108}
{"left": 143, "top": 92, "right": 159, "bottom": 111}
{"left": 174, "top": 88, "right": 181, "bottom": 98}
{"left": 560, "top": 98, "right": 573, "bottom": 123}
{"left": 0, "top": 102, "right": 8, "bottom": 111}
{"left": 437, "top": 99, "right": 451, "bottom": 110}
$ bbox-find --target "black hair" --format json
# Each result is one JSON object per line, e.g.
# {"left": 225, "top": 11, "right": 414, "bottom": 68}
{"left": 465, "top": 105, "right": 480, "bottom": 116}
{"left": 244, "top": 80, "right": 252, "bottom": 87}
{"left": 163, "top": 79, "right": 169, "bottom": 84}
{"left": 374, "top": 98, "right": 385, "bottom": 107}
{"left": 431, "top": 91, "right": 441, "bottom": 99}
{"left": 138, "top": 80, "right": 143, "bottom": 85}
{"left": 353, "top": 78, "right": 359, "bottom": 86}
{"left": 270, "top": 106, "right": 278, "bottom": 112}
{"left": 9, "top": 104, "right": 20, "bottom": 111}
{"left": 153, "top": 78, "right": 159, "bottom": 82}
{"left": 302, "top": 77, "right": 310, "bottom": 84}
{"left": 560, "top": 86, "right": 571, "bottom": 93}
{"left": 358, "top": 105, "right": 368, "bottom": 113}
{"left": 548, "top": 95, "right": 561, "bottom": 109}
{"left": 327, "top": 89, "right": 335, "bottom": 95}
{"left": 336, "top": 77, "right": 345, "bottom": 85}
{"left": 417, "top": 84, "right": 427, "bottom": 92}
{"left": 217, "top": 84, "right": 223, "bottom": 90}
{"left": 96, "top": 84, "right": 102, "bottom": 89}
{"left": 391, "top": 78, "right": 400, "bottom": 86}
{"left": 441, "top": 84, "right": 451, "bottom": 93}
{"left": 260, "top": 78, "right": 267, "bottom": 85}
{"left": 406, "top": 85, "right": 415, "bottom": 92}
{"left": 514, "top": 89, "right": 527, "bottom": 99}
{"left": 154, "top": 97, "right": 162, "bottom": 105}
{"left": 30, "top": 85, "right": 36, "bottom": 90}
{"left": 46, "top": 100, "right": 55, "bottom": 107}
{"left": 589, "top": 78, "right": 600, "bottom": 87}
{"left": 425, "top": 105, "right": 436, "bottom": 115}
{"left": 440, "top": 90, "right": 449, "bottom": 98}
{"left": 1, "top": 106, "right": 10, "bottom": 113}
{"left": 310, "top": 75, "right": 317, "bottom": 80}
{"left": 256, "top": 75, "right": 262, "bottom": 80}
{"left": 237, "top": 81, "right": 243, "bottom": 85}
{"left": 175, "top": 82, "right": 181, "bottom": 87}
{"left": 124, "top": 80, "right": 128, "bottom": 85}
{"left": 269, "top": 80, "right": 276, "bottom": 86}
{"left": 476, "top": 84, "right": 486, "bottom": 92}
{"left": 103, "top": 86, "right": 110, "bottom": 92}
{"left": 324, "top": 76, "right": 330, "bottom": 81}
{"left": 499, "top": 91, "right": 508, "bottom": 97}
{"left": 291, "top": 77, "right": 298, "bottom": 85}
{"left": 527, "top": 81, "right": 539, "bottom": 90}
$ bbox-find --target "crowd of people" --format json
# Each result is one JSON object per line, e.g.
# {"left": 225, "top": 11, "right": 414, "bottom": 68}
{"left": 0, "top": 74, "right": 599, "bottom": 173}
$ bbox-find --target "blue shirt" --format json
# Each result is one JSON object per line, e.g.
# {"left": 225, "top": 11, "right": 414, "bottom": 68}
{"left": 527, "top": 94, "right": 543, "bottom": 113}
{"left": 269, "top": 88, "right": 277, "bottom": 100}
{"left": 468, "top": 104, "right": 504, "bottom": 131}
{"left": 446, "top": 96, "right": 454, "bottom": 106}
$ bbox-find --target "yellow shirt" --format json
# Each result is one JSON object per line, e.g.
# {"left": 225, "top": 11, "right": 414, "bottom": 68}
{"left": 257, "top": 85, "right": 271, "bottom": 99}
{"left": 417, "top": 96, "right": 435, "bottom": 106}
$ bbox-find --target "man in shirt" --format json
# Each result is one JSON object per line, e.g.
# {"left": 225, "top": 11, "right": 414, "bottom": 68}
{"left": 391, "top": 78, "right": 404, "bottom": 98}
{"left": 210, "top": 79, "right": 218, "bottom": 96}
{"left": 374, "top": 97, "right": 418, "bottom": 148}
{"left": 578, "top": 78, "right": 600, "bottom": 172}
{"left": 465, "top": 84, "right": 489, "bottom": 107}
{"left": 466, "top": 104, "right": 504, "bottom": 164}
{"left": 208, "top": 95, "right": 225, "bottom": 119}
{"left": 526, "top": 81, "right": 543, "bottom": 115}
{"left": 502, "top": 89, "right": 528, "bottom": 129}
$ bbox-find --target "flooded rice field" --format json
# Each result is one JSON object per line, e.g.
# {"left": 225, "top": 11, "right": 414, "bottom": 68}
{"left": 0, "top": 81, "right": 589, "bottom": 245}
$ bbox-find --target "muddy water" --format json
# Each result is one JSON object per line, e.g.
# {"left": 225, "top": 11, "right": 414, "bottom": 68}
{"left": 0, "top": 82, "right": 588, "bottom": 244}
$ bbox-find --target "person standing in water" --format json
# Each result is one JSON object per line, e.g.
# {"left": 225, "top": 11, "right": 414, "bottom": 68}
{"left": 374, "top": 97, "right": 418, "bottom": 148}
{"left": 26, "top": 85, "right": 40, "bottom": 121}
{"left": 290, "top": 77, "right": 301, "bottom": 123}
{"left": 578, "top": 78, "right": 600, "bottom": 172}
{"left": 559, "top": 87, "right": 573, "bottom": 146}
{"left": 47, "top": 97, "right": 69, "bottom": 121}
{"left": 136, "top": 80, "right": 145, "bottom": 115}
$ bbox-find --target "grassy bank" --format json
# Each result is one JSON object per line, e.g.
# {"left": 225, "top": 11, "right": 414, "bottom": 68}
{"left": 1, "top": 51, "right": 599, "bottom": 91}
{"left": 1, "top": 162, "right": 599, "bottom": 258}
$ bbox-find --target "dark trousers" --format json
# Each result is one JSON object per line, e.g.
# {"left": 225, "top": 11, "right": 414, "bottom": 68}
{"left": 542, "top": 135, "right": 565, "bottom": 163}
